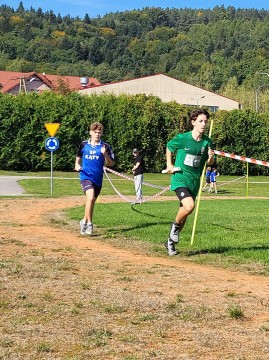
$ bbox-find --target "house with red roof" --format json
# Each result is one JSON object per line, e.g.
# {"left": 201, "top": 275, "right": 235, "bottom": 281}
{"left": 0, "top": 71, "right": 100, "bottom": 94}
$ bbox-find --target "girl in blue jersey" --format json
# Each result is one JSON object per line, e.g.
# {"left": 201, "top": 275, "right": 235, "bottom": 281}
{"left": 202, "top": 167, "right": 212, "bottom": 192}
{"left": 75, "top": 122, "right": 114, "bottom": 235}
{"left": 208, "top": 167, "right": 219, "bottom": 194}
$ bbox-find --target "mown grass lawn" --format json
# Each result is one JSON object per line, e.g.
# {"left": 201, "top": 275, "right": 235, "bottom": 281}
{"left": 2, "top": 170, "right": 269, "bottom": 273}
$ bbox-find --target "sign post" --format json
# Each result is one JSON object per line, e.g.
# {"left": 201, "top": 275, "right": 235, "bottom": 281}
{"left": 44, "top": 123, "right": 60, "bottom": 195}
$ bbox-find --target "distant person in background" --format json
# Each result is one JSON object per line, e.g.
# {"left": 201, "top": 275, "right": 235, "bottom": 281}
{"left": 75, "top": 121, "right": 114, "bottom": 235}
{"left": 208, "top": 167, "right": 219, "bottom": 194}
{"left": 202, "top": 166, "right": 212, "bottom": 192}
{"left": 132, "top": 148, "right": 145, "bottom": 202}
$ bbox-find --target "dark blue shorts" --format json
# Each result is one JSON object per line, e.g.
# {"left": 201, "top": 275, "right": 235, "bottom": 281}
{"left": 80, "top": 180, "right": 101, "bottom": 198}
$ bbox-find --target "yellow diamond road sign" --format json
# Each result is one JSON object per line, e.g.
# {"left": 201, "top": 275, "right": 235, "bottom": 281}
{"left": 45, "top": 123, "right": 60, "bottom": 137}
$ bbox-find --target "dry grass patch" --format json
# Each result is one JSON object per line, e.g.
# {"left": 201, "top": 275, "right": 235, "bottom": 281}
{"left": 1, "top": 197, "right": 269, "bottom": 359}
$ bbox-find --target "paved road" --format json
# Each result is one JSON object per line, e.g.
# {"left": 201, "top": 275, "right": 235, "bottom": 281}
{"left": 0, "top": 176, "right": 78, "bottom": 196}
{"left": 0, "top": 176, "right": 52, "bottom": 196}
{"left": 0, "top": 176, "right": 33, "bottom": 196}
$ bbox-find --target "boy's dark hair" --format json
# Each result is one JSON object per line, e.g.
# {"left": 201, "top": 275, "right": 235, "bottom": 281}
{"left": 189, "top": 109, "right": 210, "bottom": 121}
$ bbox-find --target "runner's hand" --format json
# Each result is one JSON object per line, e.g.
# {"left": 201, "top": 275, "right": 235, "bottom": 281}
{"left": 208, "top": 147, "right": 214, "bottom": 158}
{"left": 101, "top": 144, "right": 108, "bottom": 155}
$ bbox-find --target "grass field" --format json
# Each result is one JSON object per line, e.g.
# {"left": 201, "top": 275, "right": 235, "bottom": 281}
{"left": 1, "top": 169, "right": 268, "bottom": 198}
{"left": 1, "top": 172, "right": 269, "bottom": 359}
{"left": 68, "top": 199, "right": 269, "bottom": 274}
{"left": 3, "top": 170, "right": 268, "bottom": 274}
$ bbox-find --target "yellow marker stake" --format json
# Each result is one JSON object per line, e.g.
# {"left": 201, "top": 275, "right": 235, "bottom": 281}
{"left": 191, "top": 119, "right": 214, "bottom": 245}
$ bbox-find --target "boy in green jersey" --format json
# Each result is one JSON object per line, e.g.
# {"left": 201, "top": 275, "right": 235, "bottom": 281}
{"left": 165, "top": 109, "right": 215, "bottom": 256}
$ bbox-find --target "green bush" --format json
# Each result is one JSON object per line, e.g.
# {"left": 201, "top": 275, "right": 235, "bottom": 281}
{"left": 0, "top": 92, "right": 268, "bottom": 175}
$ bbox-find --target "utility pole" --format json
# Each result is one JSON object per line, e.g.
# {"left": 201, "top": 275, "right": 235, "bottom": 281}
{"left": 190, "top": 95, "right": 205, "bottom": 107}
{"left": 255, "top": 85, "right": 265, "bottom": 112}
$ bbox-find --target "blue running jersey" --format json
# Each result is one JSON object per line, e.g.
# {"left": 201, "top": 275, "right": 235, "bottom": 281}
{"left": 77, "top": 140, "right": 114, "bottom": 187}
{"left": 210, "top": 170, "right": 218, "bottom": 183}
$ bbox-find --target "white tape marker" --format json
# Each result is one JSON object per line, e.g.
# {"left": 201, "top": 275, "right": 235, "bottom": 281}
{"left": 161, "top": 167, "right": 181, "bottom": 174}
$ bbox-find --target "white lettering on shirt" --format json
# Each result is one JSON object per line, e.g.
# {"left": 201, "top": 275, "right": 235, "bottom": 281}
{"left": 85, "top": 155, "right": 100, "bottom": 160}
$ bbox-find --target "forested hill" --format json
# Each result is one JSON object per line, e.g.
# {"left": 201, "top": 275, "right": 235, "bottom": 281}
{"left": 1, "top": 3, "right": 269, "bottom": 110}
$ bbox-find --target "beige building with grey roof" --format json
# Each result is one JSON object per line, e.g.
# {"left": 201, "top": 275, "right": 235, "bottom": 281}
{"left": 78, "top": 73, "right": 240, "bottom": 111}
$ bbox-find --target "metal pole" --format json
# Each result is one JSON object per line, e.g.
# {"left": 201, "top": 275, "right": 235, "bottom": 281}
{"left": 50, "top": 151, "right": 53, "bottom": 195}
{"left": 255, "top": 85, "right": 265, "bottom": 113}
{"left": 258, "top": 72, "right": 269, "bottom": 112}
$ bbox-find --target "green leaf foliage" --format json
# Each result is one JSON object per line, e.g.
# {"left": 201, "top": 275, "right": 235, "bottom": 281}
{"left": 3, "top": 5, "right": 269, "bottom": 109}
{"left": 0, "top": 92, "right": 268, "bottom": 175}
{"left": 213, "top": 110, "right": 269, "bottom": 175}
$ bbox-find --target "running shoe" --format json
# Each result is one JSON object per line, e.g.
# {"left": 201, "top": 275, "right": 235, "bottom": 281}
{"left": 169, "top": 222, "right": 181, "bottom": 243}
{"left": 80, "top": 219, "right": 87, "bottom": 235}
{"left": 165, "top": 238, "right": 177, "bottom": 256}
{"left": 85, "top": 223, "right": 93, "bottom": 235}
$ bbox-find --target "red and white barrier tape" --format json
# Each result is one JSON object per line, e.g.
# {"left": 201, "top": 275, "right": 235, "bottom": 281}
{"left": 214, "top": 150, "right": 269, "bottom": 167}
{"left": 137, "top": 186, "right": 171, "bottom": 204}
{"left": 217, "top": 175, "right": 246, "bottom": 187}
{"left": 104, "top": 168, "right": 170, "bottom": 204}
{"left": 104, "top": 167, "right": 167, "bottom": 189}
{"left": 104, "top": 149, "right": 268, "bottom": 204}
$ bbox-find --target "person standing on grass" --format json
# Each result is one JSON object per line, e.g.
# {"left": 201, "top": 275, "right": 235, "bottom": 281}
{"left": 202, "top": 166, "right": 212, "bottom": 192}
{"left": 132, "top": 148, "right": 145, "bottom": 202}
{"left": 208, "top": 167, "right": 219, "bottom": 194}
{"left": 75, "top": 121, "right": 114, "bottom": 235}
{"left": 165, "top": 109, "right": 215, "bottom": 256}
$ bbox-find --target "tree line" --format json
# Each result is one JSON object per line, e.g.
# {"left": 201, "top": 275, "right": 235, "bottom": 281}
{"left": 2, "top": 3, "right": 269, "bottom": 110}
{"left": 0, "top": 92, "right": 268, "bottom": 175}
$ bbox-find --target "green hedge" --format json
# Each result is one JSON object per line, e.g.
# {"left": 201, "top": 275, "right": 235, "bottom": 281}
{"left": 0, "top": 92, "right": 268, "bottom": 175}
{"left": 213, "top": 110, "right": 269, "bottom": 175}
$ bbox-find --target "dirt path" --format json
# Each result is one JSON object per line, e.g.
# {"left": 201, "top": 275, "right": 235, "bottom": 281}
{"left": 1, "top": 196, "right": 269, "bottom": 359}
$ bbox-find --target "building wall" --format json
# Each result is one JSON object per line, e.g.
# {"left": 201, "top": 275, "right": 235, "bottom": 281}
{"left": 78, "top": 74, "right": 240, "bottom": 111}
{"left": 8, "top": 79, "right": 50, "bottom": 94}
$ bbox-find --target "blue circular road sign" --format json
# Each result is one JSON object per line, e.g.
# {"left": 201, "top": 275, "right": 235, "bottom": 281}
{"left": 45, "top": 137, "right": 60, "bottom": 152}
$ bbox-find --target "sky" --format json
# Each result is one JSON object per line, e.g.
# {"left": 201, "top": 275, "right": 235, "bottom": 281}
{"left": 4, "top": 0, "right": 269, "bottom": 18}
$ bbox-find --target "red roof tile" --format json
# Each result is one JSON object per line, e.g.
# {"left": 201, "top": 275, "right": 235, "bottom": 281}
{"left": 0, "top": 71, "right": 101, "bottom": 93}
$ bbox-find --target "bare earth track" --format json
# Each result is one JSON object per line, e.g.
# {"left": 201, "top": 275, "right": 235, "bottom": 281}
{"left": 1, "top": 195, "right": 269, "bottom": 359}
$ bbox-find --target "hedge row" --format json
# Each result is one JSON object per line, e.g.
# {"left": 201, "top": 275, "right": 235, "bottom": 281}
{"left": 0, "top": 92, "right": 268, "bottom": 175}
